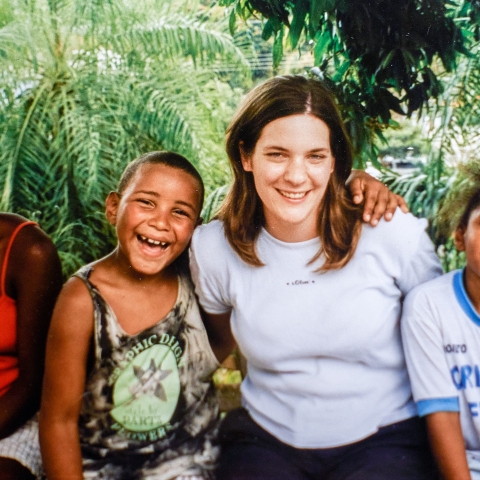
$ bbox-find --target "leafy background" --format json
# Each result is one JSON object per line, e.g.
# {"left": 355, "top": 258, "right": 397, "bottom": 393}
{"left": 0, "top": 0, "right": 479, "bottom": 278}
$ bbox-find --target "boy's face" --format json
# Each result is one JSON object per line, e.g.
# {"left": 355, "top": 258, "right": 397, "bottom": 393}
{"left": 106, "top": 163, "right": 202, "bottom": 277}
{"left": 455, "top": 206, "right": 480, "bottom": 281}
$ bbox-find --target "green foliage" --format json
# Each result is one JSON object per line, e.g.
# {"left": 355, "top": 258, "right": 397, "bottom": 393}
{"left": 201, "top": 184, "right": 229, "bottom": 222}
{"left": 382, "top": 153, "right": 456, "bottom": 238}
{"left": 377, "top": 119, "right": 430, "bottom": 160}
{"left": 376, "top": 16, "right": 480, "bottom": 273}
{"left": 220, "top": 0, "right": 480, "bottom": 167}
{"left": 0, "top": 0, "right": 249, "bottom": 277}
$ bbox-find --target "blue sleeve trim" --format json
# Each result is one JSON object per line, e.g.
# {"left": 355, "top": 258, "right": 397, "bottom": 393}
{"left": 417, "top": 397, "right": 460, "bottom": 416}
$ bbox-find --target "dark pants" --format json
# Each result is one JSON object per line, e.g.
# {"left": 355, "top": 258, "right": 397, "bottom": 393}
{"left": 216, "top": 408, "right": 439, "bottom": 480}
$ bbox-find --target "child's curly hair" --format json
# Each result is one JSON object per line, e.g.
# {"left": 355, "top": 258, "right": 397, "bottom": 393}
{"left": 437, "top": 160, "right": 480, "bottom": 235}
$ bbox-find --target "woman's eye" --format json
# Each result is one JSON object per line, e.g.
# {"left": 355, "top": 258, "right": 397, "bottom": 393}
{"left": 266, "top": 152, "right": 286, "bottom": 161}
{"left": 137, "top": 199, "right": 152, "bottom": 206}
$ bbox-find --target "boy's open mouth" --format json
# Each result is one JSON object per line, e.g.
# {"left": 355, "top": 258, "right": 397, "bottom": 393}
{"left": 137, "top": 234, "right": 169, "bottom": 250}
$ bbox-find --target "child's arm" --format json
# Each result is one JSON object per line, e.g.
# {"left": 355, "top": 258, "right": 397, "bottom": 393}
{"left": 426, "top": 411, "right": 471, "bottom": 480}
{"left": 0, "top": 225, "right": 62, "bottom": 438}
{"left": 401, "top": 284, "right": 471, "bottom": 477}
{"left": 39, "top": 277, "right": 94, "bottom": 480}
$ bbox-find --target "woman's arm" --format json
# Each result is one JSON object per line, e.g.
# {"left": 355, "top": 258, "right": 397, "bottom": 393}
{"left": 347, "top": 170, "right": 408, "bottom": 226}
{"left": 0, "top": 225, "right": 62, "bottom": 438}
{"left": 426, "top": 412, "right": 471, "bottom": 480}
{"left": 39, "top": 277, "right": 94, "bottom": 480}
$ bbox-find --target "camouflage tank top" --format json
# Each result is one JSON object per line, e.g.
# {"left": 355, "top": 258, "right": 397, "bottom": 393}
{"left": 74, "top": 266, "right": 220, "bottom": 479}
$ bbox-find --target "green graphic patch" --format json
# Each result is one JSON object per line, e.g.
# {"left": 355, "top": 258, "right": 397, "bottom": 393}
{"left": 111, "top": 344, "right": 180, "bottom": 432}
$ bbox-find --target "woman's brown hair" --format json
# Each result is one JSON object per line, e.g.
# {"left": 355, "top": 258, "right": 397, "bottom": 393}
{"left": 218, "top": 75, "right": 362, "bottom": 272}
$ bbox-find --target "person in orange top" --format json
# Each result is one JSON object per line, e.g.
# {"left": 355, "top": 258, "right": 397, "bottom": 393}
{"left": 0, "top": 214, "right": 62, "bottom": 480}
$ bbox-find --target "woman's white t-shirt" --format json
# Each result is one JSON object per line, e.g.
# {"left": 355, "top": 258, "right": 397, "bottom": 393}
{"left": 190, "top": 211, "right": 442, "bottom": 448}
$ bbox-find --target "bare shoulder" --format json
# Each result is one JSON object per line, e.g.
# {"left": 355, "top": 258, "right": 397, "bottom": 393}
{"left": 50, "top": 276, "right": 94, "bottom": 337}
{"left": 13, "top": 223, "right": 59, "bottom": 265}
{"left": 56, "top": 276, "right": 92, "bottom": 312}
{"left": 2, "top": 217, "right": 63, "bottom": 297}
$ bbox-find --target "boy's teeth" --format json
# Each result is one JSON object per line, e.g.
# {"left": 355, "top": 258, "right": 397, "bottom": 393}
{"left": 139, "top": 235, "right": 167, "bottom": 247}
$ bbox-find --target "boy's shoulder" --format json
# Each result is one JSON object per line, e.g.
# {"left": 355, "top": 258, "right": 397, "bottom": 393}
{"left": 406, "top": 270, "right": 456, "bottom": 301}
{"left": 403, "top": 270, "right": 458, "bottom": 323}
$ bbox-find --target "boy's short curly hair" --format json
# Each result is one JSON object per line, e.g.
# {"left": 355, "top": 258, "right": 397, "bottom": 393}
{"left": 458, "top": 188, "right": 480, "bottom": 230}
{"left": 118, "top": 151, "right": 204, "bottom": 211}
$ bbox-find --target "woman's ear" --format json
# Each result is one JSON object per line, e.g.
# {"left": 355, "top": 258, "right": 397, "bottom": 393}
{"left": 105, "top": 192, "right": 120, "bottom": 226}
{"left": 239, "top": 142, "right": 253, "bottom": 172}
{"left": 454, "top": 226, "right": 466, "bottom": 252}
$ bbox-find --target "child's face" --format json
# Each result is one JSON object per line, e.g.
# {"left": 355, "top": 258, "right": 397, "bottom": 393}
{"left": 455, "top": 206, "right": 480, "bottom": 280}
{"left": 106, "top": 163, "right": 202, "bottom": 277}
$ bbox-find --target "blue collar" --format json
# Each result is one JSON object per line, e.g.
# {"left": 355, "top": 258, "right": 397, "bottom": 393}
{"left": 453, "top": 269, "right": 480, "bottom": 327}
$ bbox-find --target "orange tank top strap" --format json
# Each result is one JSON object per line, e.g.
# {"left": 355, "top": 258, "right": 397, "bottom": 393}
{"left": 0, "top": 220, "right": 38, "bottom": 397}
{"left": 1, "top": 221, "right": 38, "bottom": 297}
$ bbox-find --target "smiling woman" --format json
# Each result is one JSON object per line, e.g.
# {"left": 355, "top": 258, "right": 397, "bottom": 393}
{"left": 219, "top": 75, "right": 362, "bottom": 272}
{"left": 190, "top": 75, "right": 443, "bottom": 480}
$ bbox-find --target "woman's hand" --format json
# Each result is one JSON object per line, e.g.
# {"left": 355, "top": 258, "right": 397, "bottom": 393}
{"left": 347, "top": 170, "right": 408, "bottom": 226}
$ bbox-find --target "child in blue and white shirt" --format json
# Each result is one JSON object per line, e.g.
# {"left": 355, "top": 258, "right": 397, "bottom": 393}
{"left": 402, "top": 188, "right": 480, "bottom": 480}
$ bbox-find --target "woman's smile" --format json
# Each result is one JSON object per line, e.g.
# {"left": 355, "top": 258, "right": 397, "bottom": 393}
{"left": 278, "top": 189, "right": 309, "bottom": 200}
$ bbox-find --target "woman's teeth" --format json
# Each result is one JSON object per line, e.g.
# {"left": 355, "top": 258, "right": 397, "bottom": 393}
{"left": 280, "top": 190, "right": 306, "bottom": 199}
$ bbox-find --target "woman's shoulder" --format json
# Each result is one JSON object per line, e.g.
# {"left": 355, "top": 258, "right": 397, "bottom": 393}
{"left": 192, "top": 220, "right": 229, "bottom": 252}
{"left": 357, "top": 209, "right": 437, "bottom": 271}
{"left": 362, "top": 209, "right": 429, "bottom": 245}
{"left": 190, "top": 220, "right": 238, "bottom": 277}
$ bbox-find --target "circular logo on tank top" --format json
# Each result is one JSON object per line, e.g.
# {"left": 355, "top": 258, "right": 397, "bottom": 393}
{"left": 110, "top": 344, "right": 181, "bottom": 432}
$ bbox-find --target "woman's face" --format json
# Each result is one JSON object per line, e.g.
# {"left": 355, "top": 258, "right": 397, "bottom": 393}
{"left": 241, "top": 114, "right": 335, "bottom": 243}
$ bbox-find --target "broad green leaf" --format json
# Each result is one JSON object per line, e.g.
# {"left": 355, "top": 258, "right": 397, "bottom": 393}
{"left": 310, "top": 0, "right": 336, "bottom": 29}
{"left": 229, "top": 8, "right": 236, "bottom": 36}
{"left": 288, "top": 0, "right": 308, "bottom": 49}
{"left": 313, "top": 28, "right": 331, "bottom": 65}
{"left": 272, "top": 25, "right": 284, "bottom": 68}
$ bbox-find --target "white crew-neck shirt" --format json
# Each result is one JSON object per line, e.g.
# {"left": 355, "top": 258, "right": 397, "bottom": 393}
{"left": 190, "top": 211, "right": 442, "bottom": 448}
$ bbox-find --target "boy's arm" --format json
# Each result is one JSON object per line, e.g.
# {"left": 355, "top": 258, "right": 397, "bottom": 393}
{"left": 0, "top": 226, "right": 62, "bottom": 438}
{"left": 347, "top": 169, "right": 408, "bottom": 226}
{"left": 39, "top": 277, "right": 94, "bottom": 480}
{"left": 426, "top": 411, "right": 471, "bottom": 480}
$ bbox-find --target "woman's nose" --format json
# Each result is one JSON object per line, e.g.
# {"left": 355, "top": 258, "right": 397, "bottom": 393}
{"left": 284, "top": 157, "right": 307, "bottom": 184}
